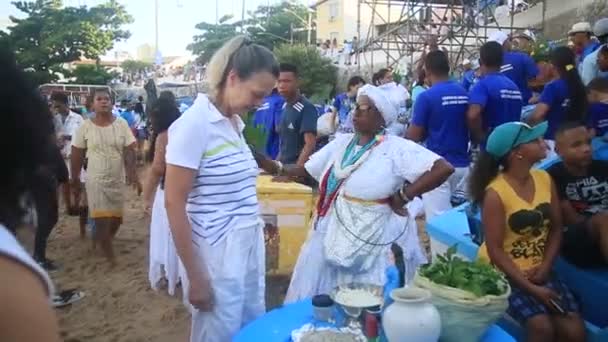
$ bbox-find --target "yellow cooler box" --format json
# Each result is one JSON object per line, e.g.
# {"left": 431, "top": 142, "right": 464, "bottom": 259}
{"left": 256, "top": 175, "right": 313, "bottom": 275}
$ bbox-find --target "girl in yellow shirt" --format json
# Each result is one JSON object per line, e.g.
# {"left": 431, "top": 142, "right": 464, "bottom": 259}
{"left": 469, "top": 122, "right": 585, "bottom": 342}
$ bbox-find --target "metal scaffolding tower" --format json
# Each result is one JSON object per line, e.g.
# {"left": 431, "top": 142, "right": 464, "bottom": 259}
{"left": 356, "top": 0, "right": 547, "bottom": 74}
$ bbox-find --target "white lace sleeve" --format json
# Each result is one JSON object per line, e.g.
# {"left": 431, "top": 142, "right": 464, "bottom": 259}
{"left": 305, "top": 134, "right": 352, "bottom": 181}
{"left": 389, "top": 136, "right": 440, "bottom": 183}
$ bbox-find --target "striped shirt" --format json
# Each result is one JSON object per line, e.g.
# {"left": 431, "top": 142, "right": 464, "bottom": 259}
{"left": 166, "top": 94, "right": 260, "bottom": 246}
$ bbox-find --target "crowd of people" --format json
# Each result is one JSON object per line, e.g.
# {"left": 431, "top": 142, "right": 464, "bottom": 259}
{"left": 1, "top": 17, "right": 608, "bottom": 342}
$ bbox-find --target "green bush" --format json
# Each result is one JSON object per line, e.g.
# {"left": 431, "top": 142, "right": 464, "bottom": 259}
{"left": 274, "top": 44, "right": 337, "bottom": 102}
{"left": 243, "top": 112, "right": 268, "bottom": 153}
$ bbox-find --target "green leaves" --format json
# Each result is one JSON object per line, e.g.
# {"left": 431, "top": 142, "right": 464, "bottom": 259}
{"left": 69, "top": 64, "right": 117, "bottom": 85}
{"left": 2, "top": 0, "right": 132, "bottom": 85}
{"left": 121, "top": 60, "right": 153, "bottom": 75}
{"left": 188, "top": 1, "right": 315, "bottom": 66}
{"left": 188, "top": 15, "right": 238, "bottom": 67}
{"left": 420, "top": 245, "right": 508, "bottom": 297}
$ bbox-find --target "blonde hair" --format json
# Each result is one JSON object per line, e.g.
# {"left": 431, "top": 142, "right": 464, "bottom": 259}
{"left": 205, "top": 35, "right": 279, "bottom": 101}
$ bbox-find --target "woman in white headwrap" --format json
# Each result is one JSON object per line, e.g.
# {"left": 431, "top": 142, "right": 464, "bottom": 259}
{"left": 255, "top": 85, "right": 454, "bottom": 302}
{"left": 375, "top": 68, "right": 410, "bottom": 136}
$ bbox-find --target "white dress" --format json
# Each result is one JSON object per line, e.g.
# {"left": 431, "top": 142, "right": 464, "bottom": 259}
{"left": 285, "top": 134, "right": 437, "bottom": 303}
{"left": 148, "top": 186, "right": 181, "bottom": 295}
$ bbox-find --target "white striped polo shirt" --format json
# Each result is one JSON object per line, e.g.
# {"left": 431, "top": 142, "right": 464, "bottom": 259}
{"left": 166, "top": 94, "right": 260, "bottom": 246}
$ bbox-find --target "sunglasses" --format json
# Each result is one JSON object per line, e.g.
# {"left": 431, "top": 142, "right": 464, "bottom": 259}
{"left": 510, "top": 122, "right": 533, "bottom": 151}
{"left": 355, "top": 103, "right": 379, "bottom": 112}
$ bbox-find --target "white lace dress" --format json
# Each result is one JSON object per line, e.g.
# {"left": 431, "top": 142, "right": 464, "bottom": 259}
{"left": 149, "top": 186, "right": 181, "bottom": 295}
{"left": 284, "top": 134, "right": 439, "bottom": 303}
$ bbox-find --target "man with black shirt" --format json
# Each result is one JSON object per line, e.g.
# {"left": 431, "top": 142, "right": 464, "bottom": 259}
{"left": 547, "top": 122, "right": 608, "bottom": 267}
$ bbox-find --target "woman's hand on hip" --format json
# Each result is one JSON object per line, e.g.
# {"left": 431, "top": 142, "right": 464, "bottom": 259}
{"left": 389, "top": 193, "right": 408, "bottom": 216}
{"left": 189, "top": 271, "right": 214, "bottom": 312}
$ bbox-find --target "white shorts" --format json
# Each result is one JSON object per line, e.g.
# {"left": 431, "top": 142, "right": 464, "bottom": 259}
{"left": 183, "top": 221, "right": 266, "bottom": 342}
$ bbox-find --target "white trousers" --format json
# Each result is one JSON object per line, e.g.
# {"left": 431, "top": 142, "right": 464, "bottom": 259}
{"left": 185, "top": 222, "right": 266, "bottom": 342}
{"left": 422, "top": 166, "right": 469, "bottom": 220}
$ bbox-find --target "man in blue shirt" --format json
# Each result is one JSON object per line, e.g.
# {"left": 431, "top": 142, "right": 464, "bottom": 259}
{"left": 406, "top": 50, "right": 470, "bottom": 219}
{"left": 461, "top": 59, "right": 476, "bottom": 91}
{"left": 118, "top": 99, "right": 135, "bottom": 128}
{"left": 331, "top": 76, "right": 365, "bottom": 134}
{"left": 253, "top": 89, "right": 284, "bottom": 159}
{"left": 467, "top": 41, "right": 523, "bottom": 146}
{"left": 569, "top": 22, "right": 599, "bottom": 68}
{"left": 489, "top": 30, "right": 539, "bottom": 104}
{"left": 581, "top": 19, "right": 608, "bottom": 85}
{"left": 277, "top": 63, "right": 318, "bottom": 166}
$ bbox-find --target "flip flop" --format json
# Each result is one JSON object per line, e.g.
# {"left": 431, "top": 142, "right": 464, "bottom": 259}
{"left": 52, "top": 289, "right": 85, "bottom": 308}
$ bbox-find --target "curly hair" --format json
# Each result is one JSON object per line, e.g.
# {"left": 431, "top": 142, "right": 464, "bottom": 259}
{"left": 0, "top": 49, "right": 56, "bottom": 232}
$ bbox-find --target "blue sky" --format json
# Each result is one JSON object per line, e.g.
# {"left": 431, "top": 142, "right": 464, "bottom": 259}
{"left": 2, "top": 0, "right": 310, "bottom": 57}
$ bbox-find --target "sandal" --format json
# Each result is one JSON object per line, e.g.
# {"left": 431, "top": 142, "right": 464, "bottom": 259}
{"left": 52, "top": 288, "right": 85, "bottom": 308}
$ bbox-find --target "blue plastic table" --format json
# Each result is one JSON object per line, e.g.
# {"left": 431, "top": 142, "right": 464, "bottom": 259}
{"left": 234, "top": 299, "right": 515, "bottom": 342}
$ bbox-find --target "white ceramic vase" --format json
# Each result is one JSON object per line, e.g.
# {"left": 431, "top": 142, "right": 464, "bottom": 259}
{"left": 382, "top": 287, "right": 441, "bottom": 342}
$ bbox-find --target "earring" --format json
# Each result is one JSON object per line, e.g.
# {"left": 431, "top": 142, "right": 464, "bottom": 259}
{"left": 516, "top": 154, "right": 523, "bottom": 160}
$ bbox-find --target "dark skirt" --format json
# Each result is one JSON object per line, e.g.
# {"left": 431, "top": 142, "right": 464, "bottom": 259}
{"left": 507, "top": 275, "right": 580, "bottom": 323}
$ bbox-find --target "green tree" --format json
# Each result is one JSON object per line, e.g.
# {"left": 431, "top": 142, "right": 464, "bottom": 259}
{"left": 188, "top": 1, "right": 315, "bottom": 65}
{"left": 0, "top": 0, "right": 133, "bottom": 85}
{"left": 246, "top": 1, "right": 313, "bottom": 48}
{"left": 188, "top": 15, "right": 238, "bottom": 66}
{"left": 69, "top": 64, "right": 116, "bottom": 85}
{"left": 121, "top": 59, "right": 152, "bottom": 77}
{"left": 274, "top": 44, "right": 337, "bottom": 102}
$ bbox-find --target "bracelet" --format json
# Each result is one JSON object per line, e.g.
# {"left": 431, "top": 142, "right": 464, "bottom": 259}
{"left": 398, "top": 186, "right": 412, "bottom": 204}
{"left": 274, "top": 161, "right": 284, "bottom": 176}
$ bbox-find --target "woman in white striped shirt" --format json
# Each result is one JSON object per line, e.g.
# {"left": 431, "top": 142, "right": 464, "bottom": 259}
{"left": 164, "top": 36, "right": 279, "bottom": 342}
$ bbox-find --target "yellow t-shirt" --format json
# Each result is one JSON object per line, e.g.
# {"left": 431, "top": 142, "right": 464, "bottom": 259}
{"left": 478, "top": 169, "right": 552, "bottom": 272}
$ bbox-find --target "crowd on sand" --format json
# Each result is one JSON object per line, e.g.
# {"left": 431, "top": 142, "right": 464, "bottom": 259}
{"left": 1, "top": 17, "right": 608, "bottom": 342}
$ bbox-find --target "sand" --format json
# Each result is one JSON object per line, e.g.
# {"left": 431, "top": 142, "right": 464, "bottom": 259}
{"left": 49, "top": 186, "right": 190, "bottom": 342}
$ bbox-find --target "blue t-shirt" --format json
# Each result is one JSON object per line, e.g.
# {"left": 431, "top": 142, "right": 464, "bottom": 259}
{"left": 253, "top": 92, "right": 284, "bottom": 159}
{"left": 411, "top": 80, "right": 470, "bottom": 167}
{"left": 469, "top": 72, "right": 523, "bottom": 136}
{"left": 501, "top": 51, "right": 539, "bottom": 104}
{"left": 587, "top": 102, "right": 608, "bottom": 137}
{"left": 580, "top": 41, "right": 601, "bottom": 65}
{"left": 279, "top": 96, "right": 318, "bottom": 164}
{"left": 119, "top": 109, "right": 135, "bottom": 127}
{"left": 332, "top": 93, "right": 356, "bottom": 133}
{"left": 538, "top": 78, "right": 570, "bottom": 140}
{"left": 461, "top": 69, "right": 476, "bottom": 91}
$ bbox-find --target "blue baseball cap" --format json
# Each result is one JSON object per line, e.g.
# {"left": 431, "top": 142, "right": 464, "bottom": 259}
{"left": 486, "top": 121, "right": 548, "bottom": 159}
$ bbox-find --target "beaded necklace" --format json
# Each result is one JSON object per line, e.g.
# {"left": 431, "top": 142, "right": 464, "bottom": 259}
{"left": 316, "top": 133, "right": 384, "bottom": 218}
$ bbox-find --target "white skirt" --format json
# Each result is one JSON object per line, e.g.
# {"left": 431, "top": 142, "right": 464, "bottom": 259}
{"left": 284, "top": 198, "right": 427, "bottom": 303}
{"left": 148, "top": 186, "right": 180, "bottom": 295}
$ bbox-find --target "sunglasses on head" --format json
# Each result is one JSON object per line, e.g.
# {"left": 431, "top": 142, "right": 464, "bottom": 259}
{"left": 510, "top": 122, "right": 533, "bottom": 150}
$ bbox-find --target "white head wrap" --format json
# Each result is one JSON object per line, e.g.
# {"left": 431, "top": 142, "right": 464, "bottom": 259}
{"left": 357, "top": 84, "right": 398, "bottom": 127}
